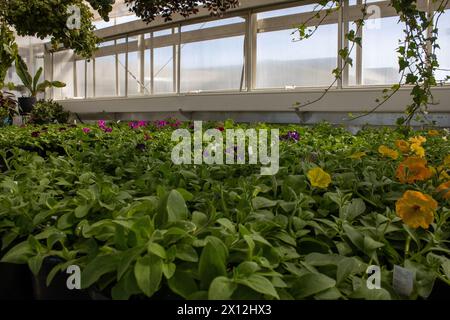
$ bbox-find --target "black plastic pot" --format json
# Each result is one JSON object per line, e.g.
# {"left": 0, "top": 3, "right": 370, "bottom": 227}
{"left": 32, "top": 257, "right": 90, "bottom": 300}
{"left": 18, "top": 96, "right": 36, "bottom": 115}
{"left": 429, "top": 279, "right": 450, "bottom": 300}
{"left": 0, "top": 262, "right": 33, "bottom": 300}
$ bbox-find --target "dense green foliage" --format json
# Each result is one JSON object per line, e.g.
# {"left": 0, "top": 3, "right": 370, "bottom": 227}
{"left": 29, "top": 100, "right": 70, "bottom": 125}
{"left": 0, "top": 121, "right": 449, "bottom": 300}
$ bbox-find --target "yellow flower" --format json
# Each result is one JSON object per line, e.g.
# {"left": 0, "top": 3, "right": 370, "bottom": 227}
{"left": 395, "top": 140, "right": 410, "bottom": 154}
{"left": 378, "top": 145, "right": 399, "bottom": 160}
{"left": 436, "top": 166, "right": 450, "bottom": 180}
{"left": 396, "top": 190, "right": 437, "bottom": 229}
{"left": 349, "top": 152, "right": 366, "bottom": 160}
{"left": 436, "top": 181, "right": 450, "bottom": 200}
{"left": 428, "top": 130, "right": 440, "bottom": 137}
{"left": 409, "top": 136, "right": 427, "bottom": 146}
{"left": 307, "top": 167, "right": 332, "bottom": 189}
{"left": 444, "top": 155, "right": 450, "bottom": 167}
{"left": 410, "top": 143, "right": 425, "bottom": 158}
{"left": 396, "top": 157, "right": 433, "bottom": 184}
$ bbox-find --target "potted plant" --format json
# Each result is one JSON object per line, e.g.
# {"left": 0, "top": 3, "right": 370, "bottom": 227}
{"left": 0, "top": 90, "right": 18, "bottom": 126}
{"left": 14, "top": 56, "right": 65, "bottom": 115}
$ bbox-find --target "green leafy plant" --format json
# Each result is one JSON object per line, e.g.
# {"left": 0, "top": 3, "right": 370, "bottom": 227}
{"left": 0, "top": 122, "right": 449, "bottom": 300}
{"left": 14, "top": 56, "right": 66, "bottom": 98}
{"left": 29, "top": 100, "right": 70, "bottom": 125}
{"left": 0, "top": 23, "right": 18, "bottom": 88}
{"left": 0, "top": 90, "right": 17, "bottom": 124}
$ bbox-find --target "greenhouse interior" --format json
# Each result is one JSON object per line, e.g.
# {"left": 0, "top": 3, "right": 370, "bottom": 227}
{"left": 1, "top": 0, "right": 450, "bottom": 305}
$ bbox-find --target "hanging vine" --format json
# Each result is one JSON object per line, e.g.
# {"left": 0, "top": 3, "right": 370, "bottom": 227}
{"left": 294, "top": 0, "right": 450, "bottom": 126}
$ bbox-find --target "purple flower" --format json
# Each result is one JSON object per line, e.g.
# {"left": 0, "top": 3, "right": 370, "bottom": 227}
{"left": 138, "top": 121, "right": 147, "bottom": 127}
{"left": 155, "top": 120, "right": 168, "bottom": 128}
{"left": 82, "top": 128, "right": 91, "bottom": 134}
{"left": 31, "top": 131, "right": 40, "bottom": 138}
{"left": 104, "top": 127, "right": 113, "bottom": 133}
{"left": 98, "top": 120, "right": 106, "bottom": 129}
{"left": 281, "top": 131, "right": 300, "bottom": 142}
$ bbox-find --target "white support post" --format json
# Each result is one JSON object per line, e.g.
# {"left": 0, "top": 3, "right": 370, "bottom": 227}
{"left": 246, "top": 12, "right": 257, "bottom": 91}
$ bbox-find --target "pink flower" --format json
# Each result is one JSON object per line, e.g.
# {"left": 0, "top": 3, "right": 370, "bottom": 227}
{"left": 104, "top": 127, "right": 113, "bottom": 133}
{"left": 82, "top": 128, "right": 91, "bottom": 134}
{"left": 98, "top": 120, "right": 106, "bottom": 128}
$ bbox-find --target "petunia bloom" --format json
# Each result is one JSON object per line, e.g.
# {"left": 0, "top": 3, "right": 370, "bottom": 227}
{"left": 409, "top": 136, "right": 427, "bottom": 146}
{"left": 98, "top": 120, "right": 106, "bottom": 128}
{"left": 395, "top": 140, "right": 410, "bottom": 154}
{"left": 396, "top": 190, "right": 437, "bottom": 229}
{"left": 307, "top": 167, "right": 332, "bottom": 189}
{"left": 378, "top": 145, "right": 399, "bottom": 160}
{"left": 396, "top": 157, "right": 433, "bottom": 184}
{"left": 428, "top": 130, "right": 440, "bottom": 137}
{"left": 82, "top": 128, "right": 91, "bottom": 134}
{"left": 436, "top": 181, "right": 450, "bottom": 200}
{"left": 410, "top": 143, "right": 425, "bottom": 158}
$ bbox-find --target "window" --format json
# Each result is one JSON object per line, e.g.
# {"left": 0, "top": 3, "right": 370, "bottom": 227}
{"left": 95, "top": 55, "right": 116, "bottom": 97}
{"left": 180, "top": 17, "right": 246, "bottom": 92}
{"left": 53, "top": 50, "right": 74, "bottom": 99}
{"left": 75, "top": 60, "right": 85, "bottom": 98}
{"left": 154, "top": 46, "right": 175, "bottom": 94}
{"left": 436, "top": 10, "right": 450, "bottom": 83}
{"left": 256, "top": 24, "right": 338, "bottom": 88}
{"left": 361, "top": 17, "right": 403, "bottom": 85}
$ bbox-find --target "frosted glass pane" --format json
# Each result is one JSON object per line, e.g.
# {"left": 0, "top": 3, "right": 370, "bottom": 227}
{"left": 144, "top": 49, "right": 151, "bottom": 94}
{"left": 86, "top": 60, "right": 94, "bottom": 98}
{"left": 256, "top": 24, "right": 338, "bottom": 88}
{"left": 127, "top": 51, "right": 141, "bottom": 96}
{"left": 53, "top": 50, "right": 74, "bottom": 99}
{"left": 362, "top": 17, "right": 403, "bottom": 85}
{"left": 95, "top": 55, "right": 116, "bottom": 97}
{"left": 182, "top": 17, "right": 245, "bottom": 32}
{"left": 436, "top": 10, "right": 450, "bottom": 83}
{"left": 154, "top": 46, "right": 174, "bottom": 94}
{"left": 181, "top": 36, "right": 245, "bottom": 92}
{"left": 75, "top": 60, "right": 85, "bottom": 98}
{"left": 118, "top": 53, "right": 126, "bottom": 96}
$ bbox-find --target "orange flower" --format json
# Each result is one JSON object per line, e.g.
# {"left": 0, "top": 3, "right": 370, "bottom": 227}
{"left": 378, "top": 145, "right": 399, "bottom": 160}
{"left": 395, "top": 140, "right": 410, "bottom": 154}
{"left": 396, "top": 190, "right": 437, "bottom": 229}
{"left": 428, "top": 130, "right": 440, "bottom": 137}
{"left": 409, "top": 136, "right": 427, "bottom": 146}
{"left": 396, "top": 157, "right": 433, "bottom": 184}
{"left": 436, "top": 181, "right": 450, "bottom": 200}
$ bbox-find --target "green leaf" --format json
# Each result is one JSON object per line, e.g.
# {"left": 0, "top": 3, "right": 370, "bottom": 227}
{"left": 117, "top": 247, "right": 144, "bottom": 280}
{"left": 148, "top": 242, "right": 167, "bottom": 259}
{"left": 1, "top": 241, "right": 33, "bottom": 264}
{"left": 167, "top": 190, "right": 188, "bottom": 222}
{"left": 198, "top": 237, "right": 228, "bottom": 289}
{"left": 75, "top": 205, "right": 90, "bottom": 218}
{"left": 291, "top": 273, "right": 336, "bottom": 299}
{"left": 81, "top": 255, "right": 119, "bottom": 289}
{"left": 252, "top": 197, "right": 277, "bottom": 210}
{"left": 236, "top": 275, "right": 279, "bottom": 299}
{"left": 134, "top": 254, "right": 163, "bottom": 297}
{"left": 208, "top": 277, "right": 237, "bottom": 300}
{"left": 168, "top": 270, "right": 198, "bottom": 299}
{"left": 28, "top": 254, "right": 44, "bottom": 276}
{"left": 175, "top": 244, "right": 198, "bottom": 262}
{"left": 340, "top": 198, "right": 366, "bottom": 221}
